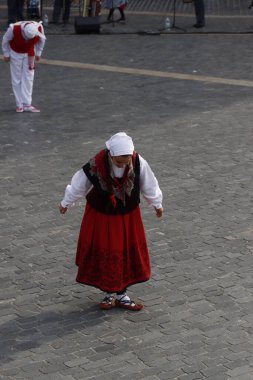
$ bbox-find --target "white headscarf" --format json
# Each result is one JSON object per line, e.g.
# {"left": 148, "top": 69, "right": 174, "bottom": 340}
{"left": 23, "top": 22, "right": 46, "bottom": 40}
{"left": 105, "top": 132, "right": 134, "bottom": 156}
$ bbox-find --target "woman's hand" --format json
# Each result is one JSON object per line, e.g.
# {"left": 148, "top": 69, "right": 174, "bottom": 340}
{"left": 4, "top": 56, "right": 10, "bottom": 62}
{"left": 59, "top": 205, "right": 68, "bottom": 214}
{"left": 154, "top": 207, "right": 163, "bottom": 218}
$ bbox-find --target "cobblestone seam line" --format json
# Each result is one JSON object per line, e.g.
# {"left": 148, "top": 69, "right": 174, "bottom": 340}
{"left": 36, "top": 57, "right": 253, "bottom": 88}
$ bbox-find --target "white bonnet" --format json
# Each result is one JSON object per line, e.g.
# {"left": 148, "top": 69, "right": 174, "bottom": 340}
{"left": 23, "top": 22, "right": 46, "bottom": 40}
{"left": 105, "top": 132, "right": 134, "bottom": 156}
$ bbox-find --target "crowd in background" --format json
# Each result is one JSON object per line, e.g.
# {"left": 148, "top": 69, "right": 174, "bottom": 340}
{"left": 6, "top": 0, "right": 206, "bottom": 28}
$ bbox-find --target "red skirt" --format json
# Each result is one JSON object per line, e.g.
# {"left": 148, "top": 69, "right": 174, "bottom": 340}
{"left": 75, "top": 203, "right": 151, "bottom": 292}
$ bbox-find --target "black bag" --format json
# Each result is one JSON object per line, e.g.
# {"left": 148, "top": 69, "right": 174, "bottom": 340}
{"left": 74, "top": 16, "right": 100, "bottom": 34}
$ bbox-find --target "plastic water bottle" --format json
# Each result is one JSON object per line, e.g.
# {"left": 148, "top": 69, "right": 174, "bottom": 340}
{"left": 164, "top": 16, "right": 171, "bottom": 32}
{"left": 43, "top": 14, "right": 49, "bottom": 27}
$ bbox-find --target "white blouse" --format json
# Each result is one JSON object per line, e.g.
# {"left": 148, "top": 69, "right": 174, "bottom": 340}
{"left": 61, "top": 155, "right": 163, "bottom": 209}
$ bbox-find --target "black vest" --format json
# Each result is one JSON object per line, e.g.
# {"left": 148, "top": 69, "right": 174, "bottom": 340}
{"left": 83, "top": 152, "right": 140, "bottom": 215}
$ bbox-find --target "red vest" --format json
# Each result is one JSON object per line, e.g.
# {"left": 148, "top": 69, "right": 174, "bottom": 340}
{"left": 10, "top": 24, "right": 41, "bottom": 56}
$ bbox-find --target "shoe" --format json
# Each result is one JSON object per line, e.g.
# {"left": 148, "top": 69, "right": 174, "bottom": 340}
{"left": 23, "top": 105, "right": 40, "bottom": 113}
{"left": 193, "top": 23, "right": 205, "bottom": 28}
{"left": 117, "top": 17, "right": 126, "bottom": 22}
{"left": 99, "top": 296, "right": 115, "bottom": 310}
{"left": 115, "top": 295, "right": 143, "bottom": 311}
{"left": 16, "top": 107, "right": 23, "bottom": 113}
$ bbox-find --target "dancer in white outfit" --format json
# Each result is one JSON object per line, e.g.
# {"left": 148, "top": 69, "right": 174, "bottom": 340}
{"left": 2, "top": 21, "right": 46, "bottom": 113}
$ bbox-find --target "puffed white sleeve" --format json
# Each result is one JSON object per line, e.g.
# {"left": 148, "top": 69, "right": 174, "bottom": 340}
{"left": 139, "top": 155, "right": 163, "bottom": 209}
{"left": 61, "top": 169, "right": 93, "bottom": 208}
{"left": 35, "top": 24, "right": 46, "bottom": 57}
{"left": 2, "top": 25, "right": 13, "bottom": 57}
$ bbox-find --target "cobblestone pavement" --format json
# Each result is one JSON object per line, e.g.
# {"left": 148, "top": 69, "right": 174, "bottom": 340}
{"left": 1, "top": 1, "right": 253, "bottom": 379}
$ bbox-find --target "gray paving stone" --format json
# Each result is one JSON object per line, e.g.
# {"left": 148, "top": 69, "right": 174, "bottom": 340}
{"left": 0, "top": 367, "right": 23, "bottom": 377}
{"left": 175, "top": 374, "right": 203, "bottom": 380}
{"left": 232, "top": 375, "right": 253, "bottom": 380}
{"left": 199, "top": 365, "right": 228, "bottom": 378}
{"left": 227, "top": 365, "right": 253, "bottom": 377}
{"left": 158, "top": 369, "right": 185, "bottom": 380}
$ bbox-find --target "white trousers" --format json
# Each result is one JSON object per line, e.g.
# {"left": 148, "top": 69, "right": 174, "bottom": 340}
{"left": 9, "top": 49, "right": 35, "bottom": 108}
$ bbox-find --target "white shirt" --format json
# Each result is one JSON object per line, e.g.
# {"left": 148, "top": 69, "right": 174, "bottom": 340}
{"left": 61, "top": 155, "right": 163, "bottom": 209}
{"left": 2, "top": 22, "right": 45, "bottom": 58}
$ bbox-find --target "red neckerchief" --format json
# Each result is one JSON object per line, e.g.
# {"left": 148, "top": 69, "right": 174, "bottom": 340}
{"left": 89, "top": 149, "right": 136, "bottom": 206}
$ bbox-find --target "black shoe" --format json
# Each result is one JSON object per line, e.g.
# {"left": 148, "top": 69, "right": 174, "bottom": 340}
{"left": 193, "top": 23, "right": 205, "bottom": 28}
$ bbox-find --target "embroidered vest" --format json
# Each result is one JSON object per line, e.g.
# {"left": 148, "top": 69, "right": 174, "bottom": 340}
{"left": 10, "top": 24, "right": 40, "bottom": 56}
{"left": 83, "top": 150, "right": 140, "bottom": 215}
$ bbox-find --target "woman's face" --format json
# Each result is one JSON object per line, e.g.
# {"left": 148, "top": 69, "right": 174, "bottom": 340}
{"left": 110, "top": 155, "right": 132, "bottom": 168}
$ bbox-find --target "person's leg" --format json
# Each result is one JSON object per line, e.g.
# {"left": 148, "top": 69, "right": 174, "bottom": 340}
{"left": 115, "top": 289, "right": 143, "bottom": 311}
{"left": 7, "top": 0, "right": 17, "bottom": 25}
{"left": 94, "top": 0, "right": 101, "bottom": 16}
{"left": 62, "top": 0, "right": 71, "bottom": 24}
{"left": 116, "top": 288, "right": 127, "bottom": 297}
{"left": 10, "top": 52, "right": 24, "bottom": 110}
{"left": 193, "top": 0, "right": 205, "bottom": 27}
{"left": 21, "top": 56, "right": 40, "bottom": 112}
{"left": 16, "top": 0, "right": 24, "bottom": 21}
{"left": 107, "top": 8, "right": 114, "bottom": 21}
{"left": 118, "top": 7, "right": 125, "bottom": 21}
{"left": 90, "top": 0, "right": 96, "bottom": 17}
{"left": 21, "top": 56, "right": 34, "bottom": 107}
{"left": 52, "top": 0, "right": 63, "bottom": 23}
{"left": 99, "top": 292, "right": 115, "bottom": 309}
{"left": 99, "top": 288, "right": 143, "bottom": 311}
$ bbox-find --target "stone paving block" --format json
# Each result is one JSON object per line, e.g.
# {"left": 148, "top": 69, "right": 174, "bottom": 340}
{"left": 175, "top": 374, "right": 203, "bottom": 380}
{"left": 39, "top": 362, "right": 68, "bottom": 374}
{"left": 232, "top": 375, "right": 253, "bottom": 380}
{"left": 94, "top": 372, "right": 125, "bottom": 380}
{"left": 227, "top": 365, "right": 253, "bottom": 377}
{"left": 224, "top": 358, "right": 251, "bottom": 371}
{"left": 0, "top": 367, "right": 23, "bottom": 377}
{"left": 58, "top": 375, "right": 76, "bottom": 380}
{"left": 111, "top": 373, "right": 144, "bottom": 380}
{"left": 59, "top": 367, "right": 93, "bottom": 379}
{"left": 33, "top": 373, "right": 66, "bottom": 380}
{"left": 199, "top": 364, "right": 228, "bottom": 378}
{"left": 158, "top": 369, "right": 185, "bottom": 380}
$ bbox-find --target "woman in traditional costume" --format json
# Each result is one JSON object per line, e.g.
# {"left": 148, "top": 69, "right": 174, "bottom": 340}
{"left": 59, "top": 132, "right": 163, "bottom": 311}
